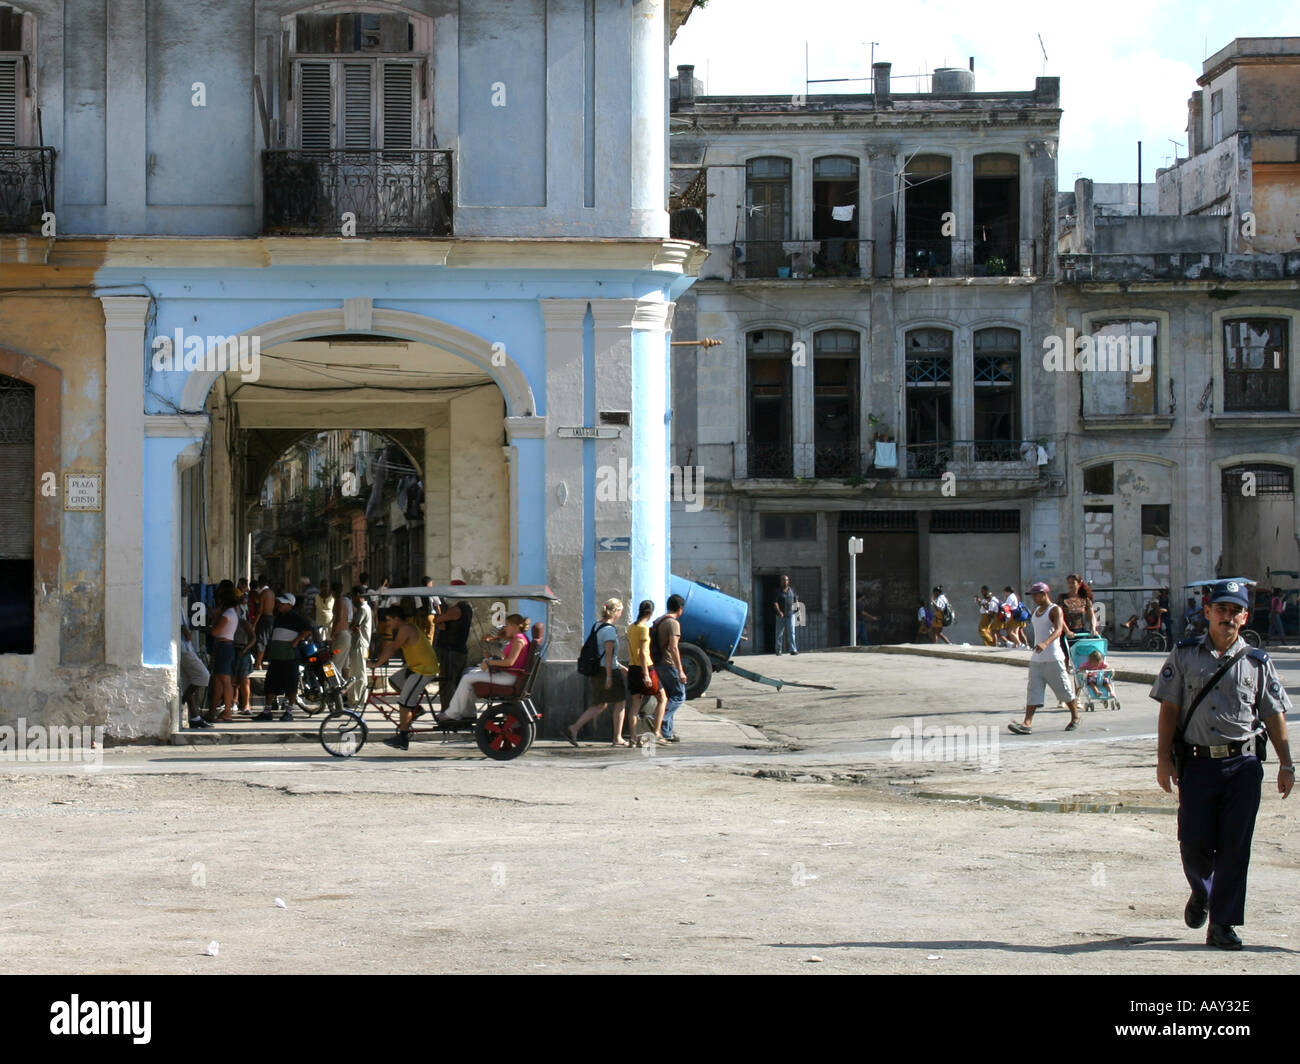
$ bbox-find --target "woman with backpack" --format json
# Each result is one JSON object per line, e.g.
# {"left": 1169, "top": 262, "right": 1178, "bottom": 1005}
{"left": 928, "top": 586, "right": 952, "bottom": 645}
{"left": 564, "top": 598, "right": 630, "bottom": 747}
{"left": 626, "top": 599, "right": 668, "bottom": 745}
{"left": 1000, "top": 587, "right": 1030, "bottom": 648}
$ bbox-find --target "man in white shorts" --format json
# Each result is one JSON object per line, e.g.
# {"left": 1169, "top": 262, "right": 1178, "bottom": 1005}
{"left": 1008, "top": 581, "right": 1081, "bottom": 734}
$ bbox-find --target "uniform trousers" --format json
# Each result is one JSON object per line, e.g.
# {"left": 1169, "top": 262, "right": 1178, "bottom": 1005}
{"left": 1178, "top": 753, "right": 1263, "bottom": 926}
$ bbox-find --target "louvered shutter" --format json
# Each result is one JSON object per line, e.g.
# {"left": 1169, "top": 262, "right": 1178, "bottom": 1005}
{"left": 298, "top": 61, "right": 332, "bottom": 150}
{"left": 342, "top": 63, "right": 372, "bottom": 149}
{"left": 0, "top": 378, "right": 34, "bottom": 560}
{"left": 381, "top": 63, "right": 413, "bottom": 150}
{"left": 0, "top": 58, "right": 17, "bottom": 145}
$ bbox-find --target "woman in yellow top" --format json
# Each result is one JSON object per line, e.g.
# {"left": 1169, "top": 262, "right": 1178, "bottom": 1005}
{"left": 625, "top": 599, "right": 668, "bottom": 745}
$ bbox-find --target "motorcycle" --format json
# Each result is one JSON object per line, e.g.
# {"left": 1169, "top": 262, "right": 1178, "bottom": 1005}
{"left": 294, "top": 637, "right": 346, "bottom": 716}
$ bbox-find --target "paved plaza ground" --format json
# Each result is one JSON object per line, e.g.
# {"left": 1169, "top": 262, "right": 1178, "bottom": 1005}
{"left": 2, "top": 646, "right": 1296, "bottom": 974}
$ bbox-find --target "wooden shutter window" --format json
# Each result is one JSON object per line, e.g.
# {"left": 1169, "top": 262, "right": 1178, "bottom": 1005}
{"left": 342, "top": 62, "right": 372, "bottom": 149}
{"left": 298, "top": 61, "right": 332, "bottom": 150}
{"left": 381, "top": 63, "right": 413, "bottom": 149}
{"left": 0, "top": 57, "right": 17, "bottom": 145}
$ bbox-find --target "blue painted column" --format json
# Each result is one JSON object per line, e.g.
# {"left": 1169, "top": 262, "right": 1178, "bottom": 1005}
{"left": 142, "top": 429, "right": 205, "bottom": 667}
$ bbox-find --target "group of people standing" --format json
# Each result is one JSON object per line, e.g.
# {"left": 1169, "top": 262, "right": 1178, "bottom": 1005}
{"left": 564, "top": 595, "right": 689, "bottom": 747}
{"left": 180, "top": 572, "right": 484, "bottom": 731}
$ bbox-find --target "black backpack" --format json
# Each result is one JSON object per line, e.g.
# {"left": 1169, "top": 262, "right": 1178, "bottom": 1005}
{"left": 576, "top": 622, "right": 613, "bottom": 676}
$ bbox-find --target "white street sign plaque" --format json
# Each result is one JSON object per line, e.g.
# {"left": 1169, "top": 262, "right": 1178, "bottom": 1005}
{"left": 65, "top": 473, "right": 103, "bottom": 511}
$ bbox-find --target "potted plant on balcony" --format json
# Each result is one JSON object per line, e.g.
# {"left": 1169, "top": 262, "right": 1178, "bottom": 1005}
{"left": 986, "top": 254, "right": 1007, "bottom": 276}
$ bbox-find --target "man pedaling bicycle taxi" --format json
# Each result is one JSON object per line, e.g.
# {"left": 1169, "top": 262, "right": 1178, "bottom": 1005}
{"left": 372, "top": 605, "right": 441, "bottom": 751}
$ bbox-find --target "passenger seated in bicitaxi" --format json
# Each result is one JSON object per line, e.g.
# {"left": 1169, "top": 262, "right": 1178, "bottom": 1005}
{"left": 1081, "top": 650, "right": 1116, "bottom": 700}
{"left": 438, "top": 614, "right": 531, "bottom": 722}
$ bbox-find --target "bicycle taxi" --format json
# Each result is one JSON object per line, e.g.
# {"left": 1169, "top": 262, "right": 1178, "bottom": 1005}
{"left": 318, "top": 583, "right": 558, "bottom": 762}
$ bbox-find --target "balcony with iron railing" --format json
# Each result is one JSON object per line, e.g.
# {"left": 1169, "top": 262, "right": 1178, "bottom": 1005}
{"left": 262, "top": 149, "right": 453, "bottom": 237}
{"left": 733, "top": 238, "right": 869, "bottom": 279}
{"left": 0, "top": 147, "right": 55, "bottom": 233}
{"left": 904, "top": 439, "right": 1044, "bottom": 479}
{"left": 746, "top": 441, "right": 794, "bottom": 478}
{"left": 813, "top": 441, "right": 864, "bottom": 478}
{"left": 902, "top": 238, "right": 1024, "bottom": 279}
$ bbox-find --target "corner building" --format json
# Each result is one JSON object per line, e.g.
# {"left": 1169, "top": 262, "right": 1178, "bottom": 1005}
{"left": 0, "top": 0, "right": 704, "bottom": 738}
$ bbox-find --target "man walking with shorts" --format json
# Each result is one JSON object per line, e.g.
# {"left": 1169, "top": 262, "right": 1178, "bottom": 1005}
{"left": 1008, "top": 581, "right": 1080, "bottom": 734}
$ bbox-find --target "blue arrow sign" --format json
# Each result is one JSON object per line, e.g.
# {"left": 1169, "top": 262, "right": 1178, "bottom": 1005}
{"left": 597, "top": 536, "right": 631, "bottom": 552}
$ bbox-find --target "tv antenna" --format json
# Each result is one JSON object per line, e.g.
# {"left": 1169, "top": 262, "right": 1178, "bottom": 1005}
{"left": 1037, "top": 34, "right": 1048, "bottom": 75}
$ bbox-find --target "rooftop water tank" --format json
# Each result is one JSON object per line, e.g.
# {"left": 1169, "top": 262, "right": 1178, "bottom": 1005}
{"left": 932, "top": 67, "right": 976, "bottom": 93}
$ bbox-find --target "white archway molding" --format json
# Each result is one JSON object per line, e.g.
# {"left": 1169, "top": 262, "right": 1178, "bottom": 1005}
{"left": 178, "top": 305, "right": 539, "bottom": 418}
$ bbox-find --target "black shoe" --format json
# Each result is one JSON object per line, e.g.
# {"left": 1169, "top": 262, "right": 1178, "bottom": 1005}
{"left": 1206, "top": 923, "right": 1242, "bottom": 950}
{"left": 188, "top": 718, "right": 214, "bottom": 729}
{"left": 279, "top": 709, "right": 294, "bottom": 723}
{"left": 383, "top": 732, "right": 410, "bottom": 751}
{"left": 663, "top": 734, "right": 680, "bottom": 743}
{"left": 252, "top": 710, "right": 275, "bottom": 722}
{"left": 1184, "top": 893, "right": 1208, "bottom": 929}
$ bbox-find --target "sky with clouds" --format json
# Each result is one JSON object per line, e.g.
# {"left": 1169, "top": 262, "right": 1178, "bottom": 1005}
{"left": 669, "top": 0, "right": 1295, "bottom": 183}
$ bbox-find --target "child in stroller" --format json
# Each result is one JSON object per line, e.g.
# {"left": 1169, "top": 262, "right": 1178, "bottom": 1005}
{"left": 1069, "top": 636, "right": 1121, "bottom": 711}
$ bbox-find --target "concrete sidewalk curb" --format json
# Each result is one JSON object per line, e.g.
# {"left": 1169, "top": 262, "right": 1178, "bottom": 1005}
{"left": 854, "top": 643, "right": 1161, "bottom": 685}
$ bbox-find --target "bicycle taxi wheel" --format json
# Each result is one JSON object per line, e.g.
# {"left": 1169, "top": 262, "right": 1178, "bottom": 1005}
{"left": 474, "top": 701, "right": 535, "bottom": 761}
{"left": 320, "top": 708, "right": 368, "bottom": 757}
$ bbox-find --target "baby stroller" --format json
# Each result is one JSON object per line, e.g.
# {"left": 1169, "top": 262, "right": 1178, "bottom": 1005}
{"left": 1069, "top": 635, "right": 1120, "bottom": 712}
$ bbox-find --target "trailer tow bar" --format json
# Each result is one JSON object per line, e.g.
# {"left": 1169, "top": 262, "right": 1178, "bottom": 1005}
{"left": 715, "top": 659, "right": 835, "bottom": 692}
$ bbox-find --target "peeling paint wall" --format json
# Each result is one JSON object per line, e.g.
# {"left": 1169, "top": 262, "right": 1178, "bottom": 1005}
{"left": 0, "top": 278, "right": 172, "bottom": 735}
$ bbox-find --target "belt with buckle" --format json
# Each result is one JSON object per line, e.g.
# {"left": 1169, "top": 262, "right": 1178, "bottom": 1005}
{"left": 1184, "top": 740, "right": 1250, "bottom": 759}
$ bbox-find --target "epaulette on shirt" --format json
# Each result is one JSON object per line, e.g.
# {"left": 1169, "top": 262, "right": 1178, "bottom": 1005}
{"left": 1246, "top": 647, "right": 1270, "bottom": 665}
{"left": 1176, "top": 636, "right": 1200, "bottom": 648}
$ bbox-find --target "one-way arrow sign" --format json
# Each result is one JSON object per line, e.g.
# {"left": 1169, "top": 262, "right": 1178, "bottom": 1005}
{"left": 597, "top": 536, "right": 631, "bottom": 552}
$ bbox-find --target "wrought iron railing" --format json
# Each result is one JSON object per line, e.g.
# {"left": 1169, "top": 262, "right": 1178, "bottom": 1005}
{"left": 813, "top": 441, "right": 862, "bottom": 478}
{"left": 262, "top": 149, "right": 453, "bottom": 236}
{"left": 734, "top": 239, "right": 865, "bottom": 279}
{"left": 904, "top": 237, "right": 952, "bottom": 277}
{"left": 905, "top": 441, "right": 954, "bottom": 477}
{"left": 0, "top": 147, "right": 55, "bottom": 233}
{"left": 904, "top": 439, "right": 1042, "bottom": 477}
{"left": 746, "top": 442, "right": 793, "bottom": 478}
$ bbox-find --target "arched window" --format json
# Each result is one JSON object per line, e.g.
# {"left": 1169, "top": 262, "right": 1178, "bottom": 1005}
{"left": 904, "top": 155, "right": 951, "bottom": 277}
{"left": 743, "top": 157, "right": 792, "bottom": 278}
{"left": 813, "top": 156, "right": 859, "bottom": 276}
{"left": 813, "top": 329, "right": 859, "bottom": 476}
{"left": 1223, "top": 317, "right": 1288, "bottom": 411}
{"left": 0, "top": 373, "right": 34, "bottom": 653}
{"left": 973, "top": 153, "right": 1020, "bottom": 275}
{"left": 746, "top": 329, "right": 792, "bottom": 477}
{"left": 973, "top": 327, "right": 1020, "bottom": 451}
{"left": 905, "top": 328, "right": 952, "bottom": 475}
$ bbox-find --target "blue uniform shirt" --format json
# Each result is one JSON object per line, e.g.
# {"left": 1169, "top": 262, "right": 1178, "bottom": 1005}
{"left": 1149, "top": 635, "right": 1292, "bottom": 746}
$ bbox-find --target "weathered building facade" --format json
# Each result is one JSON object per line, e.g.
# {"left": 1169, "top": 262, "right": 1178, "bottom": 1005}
{"left": 669, "top": 38, "right": 1300, "bottom": 648}
{"left": 669, "top": 63, "right": 1064, "bottom": 647}
{"left": 0, "top": 0, "right": 704, "bottom": 738}
{"left": 1055, "top": 38, "right": 1300, "bottom": 630}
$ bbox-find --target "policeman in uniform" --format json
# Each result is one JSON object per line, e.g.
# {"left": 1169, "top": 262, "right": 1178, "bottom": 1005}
{"left": 1151, "top": 578, "right": 1294, "bottom": 950}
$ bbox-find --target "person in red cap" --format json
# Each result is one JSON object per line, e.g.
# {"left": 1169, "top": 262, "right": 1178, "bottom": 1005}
{"left": 432, "top": 579, "right": 474, "bottom": 711}
{"left": 1008, "top": 582, "right": 1081, "bottom": 734}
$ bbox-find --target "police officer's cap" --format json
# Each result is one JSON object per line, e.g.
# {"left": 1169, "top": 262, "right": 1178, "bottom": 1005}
{"left": 1208, "top": 578, "right": 1254, "bottom": 610}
